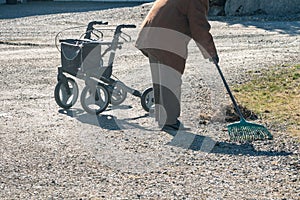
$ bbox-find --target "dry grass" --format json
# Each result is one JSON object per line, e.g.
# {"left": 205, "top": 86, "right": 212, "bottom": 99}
{"left": 233, "top": 64, "right": 300, "bottom": 140}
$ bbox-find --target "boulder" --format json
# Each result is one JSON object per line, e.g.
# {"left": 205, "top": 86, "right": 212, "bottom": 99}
{"left": 209, "top": 0, "right": 226, "bottom": 16}
{"left": 209, "top": 0, "right": 227, "bottom": 6}
{"left": 209, "top": 6, "right": 225, "bottom": 16}
{"left": 225, "top": 0, "right": 300, "bottom": 16}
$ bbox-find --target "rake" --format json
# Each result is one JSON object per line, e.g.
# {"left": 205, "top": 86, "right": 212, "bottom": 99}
{"left": 214, "top": 62, "right": 273, "bottom": 142}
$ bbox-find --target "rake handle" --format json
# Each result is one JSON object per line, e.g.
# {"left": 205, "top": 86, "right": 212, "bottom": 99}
{"left": 214, "top": 63, "right": 245, "bottom": 121}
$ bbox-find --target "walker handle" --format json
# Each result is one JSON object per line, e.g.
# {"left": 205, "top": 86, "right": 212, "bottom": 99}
{"left": 84, "top": 21, "right": 108, "bottom": 39}
{"left": 114, "top": 24, "right": 136, "bottom": 34}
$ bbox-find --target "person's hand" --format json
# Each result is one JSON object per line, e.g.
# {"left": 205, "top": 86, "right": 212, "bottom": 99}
{"left": 209, "top": 55, "right": 219, "bottom": 64}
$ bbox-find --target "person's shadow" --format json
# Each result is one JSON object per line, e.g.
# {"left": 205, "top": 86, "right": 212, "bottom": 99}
{"left": 58, "top": 108, "right": 293, "bottom": 157}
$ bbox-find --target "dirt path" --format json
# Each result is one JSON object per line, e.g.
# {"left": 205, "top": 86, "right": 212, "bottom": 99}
{"left": 0, "top": 2, "right": 299, "bottom": 199}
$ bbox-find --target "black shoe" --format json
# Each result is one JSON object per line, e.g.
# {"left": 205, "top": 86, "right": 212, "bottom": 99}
{"left": 161, "top": 120, "right": 190, "bottom": 131}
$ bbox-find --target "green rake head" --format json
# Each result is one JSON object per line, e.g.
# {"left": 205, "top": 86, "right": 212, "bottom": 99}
{"left": 227, "top": 119, "right": 273, "bottom": 142}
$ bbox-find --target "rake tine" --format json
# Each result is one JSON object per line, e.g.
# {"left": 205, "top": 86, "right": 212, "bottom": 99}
{"left": 228, "top": 125, "right": 272, "bottom": 142}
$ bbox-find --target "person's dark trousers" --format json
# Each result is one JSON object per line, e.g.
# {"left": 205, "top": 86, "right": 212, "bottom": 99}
{"left": 148, "top": 54, "right": 182, "bottom": 126}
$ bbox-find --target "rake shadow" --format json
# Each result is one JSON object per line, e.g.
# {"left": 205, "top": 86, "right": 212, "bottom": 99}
{"left": 165, "top": 130, "right": 292, "bottom": 157}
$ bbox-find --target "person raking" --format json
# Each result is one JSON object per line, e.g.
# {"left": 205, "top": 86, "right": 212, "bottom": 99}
{"left": 136, "top": 0, "right": 219, "bottom": 131}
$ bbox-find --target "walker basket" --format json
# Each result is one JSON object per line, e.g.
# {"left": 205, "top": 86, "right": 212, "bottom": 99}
{"left": 60, "top": 39, "right": 112, "bottom": 78}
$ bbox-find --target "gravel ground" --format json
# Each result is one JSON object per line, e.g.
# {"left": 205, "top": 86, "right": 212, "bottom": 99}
{"left": 0, "top": 2, "right": 299, "bottom": 199}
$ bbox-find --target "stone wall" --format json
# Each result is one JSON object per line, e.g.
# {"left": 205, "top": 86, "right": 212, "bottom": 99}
{"left": 209, "top": 0, "right": 300, "bottom": 16}
{"left": 209, "top": 0, "right": 226, "bottom": 16}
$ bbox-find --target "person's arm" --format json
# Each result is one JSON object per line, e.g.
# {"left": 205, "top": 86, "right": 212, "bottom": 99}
{"left": 187, "top": 0, "right": 218, "bottom": 61}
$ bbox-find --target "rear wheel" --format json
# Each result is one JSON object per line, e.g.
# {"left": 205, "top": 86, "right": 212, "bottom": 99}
{"left": 109, "top": 82, "right": 127, "bottom": 106}
{"left": 80, "top": 84, "right": 110, "bottom": 115}
{"left": 54, "top": 77, "right": 78, "bottom": 109}
{"left": 141, "top": 87, "right": 154, "bottom": 112}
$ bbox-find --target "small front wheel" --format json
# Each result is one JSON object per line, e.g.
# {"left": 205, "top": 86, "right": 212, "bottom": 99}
{"left": 80, "top": 84, "right": 110, "bottom": 115}
{"left": 141, "top": 87, "right": 154, "bottom": 112}
{"left": 54, "top": 77, "right": 79, "bottom": 109}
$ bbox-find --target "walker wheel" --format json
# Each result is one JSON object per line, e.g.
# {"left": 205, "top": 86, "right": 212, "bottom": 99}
{"left": 80, "top": 83, "right": 110, "bottom": 115}
{"left": 109, "top": 82, "right": 127, "bottom": 106}
{"left": 141, "top": 87, "right": 154, "bottom": 112}
{"left": 54, "top": 77, "right": 79, "bottom": 109}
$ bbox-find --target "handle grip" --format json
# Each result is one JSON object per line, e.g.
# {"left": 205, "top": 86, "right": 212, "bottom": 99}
{"left": 114, "top": 24, "right": 136, "bottom": 35}
{"left": 85, "top": 21, "right": 108, "bottom": 39}
{"left": 121, "top": 24, "right": 136, "bottom": 28}
{"left": 89, "top": 21, "right": 108, "bottom": 26}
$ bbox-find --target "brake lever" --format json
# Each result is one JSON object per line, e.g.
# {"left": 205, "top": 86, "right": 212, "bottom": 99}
{"left": 120, "top": 32, "right": 132, "bottom": 42}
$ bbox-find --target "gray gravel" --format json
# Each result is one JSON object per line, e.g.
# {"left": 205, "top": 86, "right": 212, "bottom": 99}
{"left": 0, "top": 2, "right": 299, "bottom": 199}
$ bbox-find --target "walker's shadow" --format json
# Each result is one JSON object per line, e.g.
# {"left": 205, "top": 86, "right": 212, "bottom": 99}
{"left": 58, "top": 107, "right": 149, "bottom": 131}
{"left": 166, "top": 130, "right": 292, "bottom": 156}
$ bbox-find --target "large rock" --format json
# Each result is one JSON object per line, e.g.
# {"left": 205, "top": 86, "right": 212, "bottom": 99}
{"left": 225, "top": 0, "right": 300, "bottom": 16}
{"left": 209, "top": 6, "right": 225, "bottom": 16}
{"left": 209, "top": 0, "right": 226, "bottom": 16}
{"left": 210, "top": 0, "right": 226, "bottom": 6}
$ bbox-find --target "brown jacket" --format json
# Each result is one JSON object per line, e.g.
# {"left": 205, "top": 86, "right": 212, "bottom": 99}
{"left": 136, "top": 0, "right": 217, "bottom": 74}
